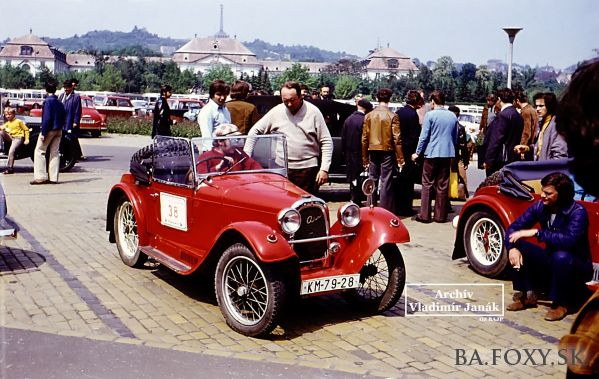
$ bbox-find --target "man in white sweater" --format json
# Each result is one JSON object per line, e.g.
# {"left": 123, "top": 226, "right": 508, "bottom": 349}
{"left": 246, "top": 81, "right": 333, "bottom": 194}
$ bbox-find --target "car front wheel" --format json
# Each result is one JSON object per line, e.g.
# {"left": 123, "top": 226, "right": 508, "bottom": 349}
{"left": 215, "top": 243, "right": 286, "bottom": 337}
{"left": 114, "top": 198, "right": 147, "bottom": 268}
{"left": 463, "top": 210, "right": 508, "bottom": 277}
{"left": 346, "top": 243, "right": 405, "bottom": 312}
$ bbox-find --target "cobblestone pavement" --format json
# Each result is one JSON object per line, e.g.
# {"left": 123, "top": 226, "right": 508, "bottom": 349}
{"left": 0, "top": 135, "right": 572, "bottom": 378}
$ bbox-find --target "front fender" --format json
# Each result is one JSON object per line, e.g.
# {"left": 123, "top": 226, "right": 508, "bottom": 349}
{"left": 452, "top": 194, "right": 519, "bottom": 260}
{"left": 223, "top": 221, "right": 296, "bottom": 264}
{"left": 106, "top": 179, "right": 150, "bottom": 246}
{"left": 331, "top": 206, "right": 410, "bottom": 272}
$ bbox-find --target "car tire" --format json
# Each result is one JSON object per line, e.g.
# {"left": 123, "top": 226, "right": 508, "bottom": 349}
{"left": 90, "top": 130, "right": 101, "bottom": 138}
{"left": 215, "top": 243, "right": 286, "bottom": 337}
{"left": 59, "top": 137, "right": 77, "bottom": 172}
{"left": 114, "top": 197, "right": 147, "bottom": 268}
{"left": 345, "top": 243, "right": 406, "bottom": 313}
{"left": 463, "top": 210, "right": 508, "bottom": 277}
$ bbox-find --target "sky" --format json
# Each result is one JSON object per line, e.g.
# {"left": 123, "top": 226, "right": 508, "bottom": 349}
{"left": 4, "top": 0, "right": 598, "bottom": 70}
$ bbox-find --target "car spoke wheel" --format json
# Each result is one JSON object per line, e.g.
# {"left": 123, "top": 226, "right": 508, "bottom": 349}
{"left": 345, "top": 244, "right": 405, "bottom": 313}
{"left": 114, "top": 198, "right": 147, "bottom": 268}
{"left": 215, "top": 243, "right": 285, "bottom": 337}
{"left": 463, "top": 210, "right": 508, "bottom": 277}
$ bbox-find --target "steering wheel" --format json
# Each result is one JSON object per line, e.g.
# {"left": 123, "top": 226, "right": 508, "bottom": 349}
{"left": 195, "top": 156, "right": 229, "bottom": 172}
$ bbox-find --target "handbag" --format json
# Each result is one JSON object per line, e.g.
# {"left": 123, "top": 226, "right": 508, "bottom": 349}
{"left": 449, "top": 171, "right": 459, "bottom": 199}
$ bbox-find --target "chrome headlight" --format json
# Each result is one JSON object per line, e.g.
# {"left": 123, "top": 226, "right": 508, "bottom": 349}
{"left": 338, "top": 203, "right": 360, "bottom": 228}
{"left": 278, "top": 208, "right": 301, "bottom": 234}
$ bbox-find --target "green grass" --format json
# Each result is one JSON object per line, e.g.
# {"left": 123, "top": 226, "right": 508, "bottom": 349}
{"left": 106, "top": 117, "right": 201, "bottom": 138}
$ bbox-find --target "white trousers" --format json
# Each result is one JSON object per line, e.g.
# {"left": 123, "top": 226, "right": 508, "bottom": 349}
{"left": 33, "top": 129, "right": 62, "bottom": 182}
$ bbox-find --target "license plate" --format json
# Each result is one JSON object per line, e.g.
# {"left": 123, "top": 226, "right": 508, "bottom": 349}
{"left": 81, "top": 119, "right": 95, "bottom": 124}
{"left": 301, "top": 274, "right": 361, "bottom": 295}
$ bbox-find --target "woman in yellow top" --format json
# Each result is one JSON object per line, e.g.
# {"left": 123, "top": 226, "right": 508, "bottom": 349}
{"left": 0, "top": 107, "right": 30, "bottom": 174}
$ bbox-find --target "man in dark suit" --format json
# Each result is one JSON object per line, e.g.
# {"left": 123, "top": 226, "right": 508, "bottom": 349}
{"left": 341, "top": 98, "right": 373, "bottom": 203}
{"left": 395, "top": 90, "right": 424, "bottom": 216}
{"left": 483, "top": 88, "right": 524, "bottom": 176}
{"left": 59, "top": 79, "right": 83, "bottom": 160}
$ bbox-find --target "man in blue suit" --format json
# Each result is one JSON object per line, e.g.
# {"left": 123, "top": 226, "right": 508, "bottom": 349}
{"left": 412, "top": 90, "right": 457, "bottom": 223}
{"left": 31, "top": 81, "right": 65, "bottom": 184}
{"left": 483, "top": 88, "right": 524, "bottom": 176}
{"left": 59, "top": 79, "right": 83, "bottom": 160}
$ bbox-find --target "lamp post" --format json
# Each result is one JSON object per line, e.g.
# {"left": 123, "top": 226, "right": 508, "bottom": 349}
{"left": 502, "top": 27, "right": 522, "bottom": 88}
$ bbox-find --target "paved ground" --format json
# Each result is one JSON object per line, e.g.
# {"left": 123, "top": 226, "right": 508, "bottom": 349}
{"left": 0, "top": 134, "right": 573, "bottom": 378}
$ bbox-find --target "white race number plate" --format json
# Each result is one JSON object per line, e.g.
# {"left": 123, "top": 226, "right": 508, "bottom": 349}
{"left": 160, "top": 193, "right": 187, "bottom": 231}
{"left": 301, "top": 274, "right": 361, "bottom": 295}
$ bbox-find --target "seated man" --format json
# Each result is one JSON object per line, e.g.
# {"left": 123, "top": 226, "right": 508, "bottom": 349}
{"left": 506, "top": 172, "right": 593, "bottom": 321}
{"left": 196, "top": 123, "right": 262, "bottom": 174}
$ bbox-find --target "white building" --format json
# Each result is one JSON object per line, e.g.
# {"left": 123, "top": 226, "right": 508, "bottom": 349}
{"left": 260, "top": 60, "right": 329, "bottom": 77}
{"left": 0, "top": 33, "right": 69, "bottom": 76}
{"left": 66, "top": 53, "right": 96, "bottom": 72}
{"left": 362, "top": 47, "right": 418, "bottom": 80}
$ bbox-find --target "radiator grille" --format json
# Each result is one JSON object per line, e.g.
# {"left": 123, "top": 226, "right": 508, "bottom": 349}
{"left": 292, "top": 204, "right": 328, "bottom": 261}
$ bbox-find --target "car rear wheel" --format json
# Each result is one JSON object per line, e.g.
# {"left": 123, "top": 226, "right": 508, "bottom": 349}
{"left": 114, "top": 198, "right": 147, "bottom": 268}
{"left": 90, "top": 130, "right": 101, "bottom": 138}
{"left": 463, "top": 210, "right": 508, "bottom": 277}
{"left": 345, "top": 244, "right": 405, "bottom": 312}
{"left": 215, "top": 243, "right": 286, "bottom": 337}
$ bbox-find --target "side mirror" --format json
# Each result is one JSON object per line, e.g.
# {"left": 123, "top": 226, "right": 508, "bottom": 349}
{"left": 362, "top": 178, "right": 376, "bottom": 208}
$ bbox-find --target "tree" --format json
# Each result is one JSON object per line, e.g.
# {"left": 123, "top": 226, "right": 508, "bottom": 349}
{"left": 97, "top": 64, "right": 126, "bottom": 92}
{"left": 334, "top": 75, "right": 359, "bottom": 99}
{"left": 432, "top": 56, "right": 458, "bottom": 101}
{"left": 202, "top": 64, "right": 236, "bottom": 89}
{"left": 0, "top": 65, "right": 35, "bottom": 88}
{"left": 35, "top": 66, "right": 56, "bottom": 88}
{"left": 416, "top": 64, "right": 434, "bottom": 94}
{"left": 457, "top": 63, "right": 477, "bottom": 102}
{"left": 274, "top": 63, "right": 318, "bottom": 89}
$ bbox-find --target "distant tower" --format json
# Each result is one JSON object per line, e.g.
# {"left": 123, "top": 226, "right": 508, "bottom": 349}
{"left": 214, "top": 4, "right": 229, "bottom": 38}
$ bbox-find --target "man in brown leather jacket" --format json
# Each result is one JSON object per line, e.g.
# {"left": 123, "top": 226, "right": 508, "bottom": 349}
{"left": 361, "top": 88, "right": 404, "bottom": 213}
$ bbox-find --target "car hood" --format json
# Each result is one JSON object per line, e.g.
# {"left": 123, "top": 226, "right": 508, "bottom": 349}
{"left": 213, "top": 174, "right": 309, "bottom": 213}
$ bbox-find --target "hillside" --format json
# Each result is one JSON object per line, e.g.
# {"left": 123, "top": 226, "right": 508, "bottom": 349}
{"left": 40, "top": 27, "right": 357, "bottom": 62}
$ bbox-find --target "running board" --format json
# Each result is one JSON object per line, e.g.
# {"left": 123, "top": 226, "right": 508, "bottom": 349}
{"left": 140, "top": 246, "right": 191, "bottom": 273}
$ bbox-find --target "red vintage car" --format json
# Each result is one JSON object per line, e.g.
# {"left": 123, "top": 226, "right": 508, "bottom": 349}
{"left": 29, "top": 95, "right": 107, "bottom": 137}
{"left": 79, "top": 96, "right": 107, "bottom": 137}
{"left": 452, "top": 159, "right": 599, "bottom": 290}
{"left": 106, "top": 134, "right": 410, "bottom": 337}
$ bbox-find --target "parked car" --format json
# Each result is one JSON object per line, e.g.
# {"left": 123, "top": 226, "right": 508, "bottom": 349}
{"left": 168, "top": 98, "right": 204, "bottom": 122}
{"left": 452, "top": 159, "right": 599, "bottom": 281}
{"left": 0, "top": 115, "right": 78, "bottom": 172}
{"left": 246, "top": 95, "right": 356, "bottom": 183}
{"left": 0, "top": 181, "right": 17, "bottom": 240}
{"left": 93, "top": 95, "right": 136, "bottom": 119}
{"left": 30, "top": 95, "right": 107, "bottom": 137}
{"left": 106, "top": 134, "right": 410, "bottom": 337}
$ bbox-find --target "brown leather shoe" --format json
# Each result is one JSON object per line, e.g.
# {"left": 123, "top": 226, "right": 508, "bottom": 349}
{"left": 545, "top": 305, "right": 568, "bottom": 321}
{"left": 507, "top": 291, "right": 537, "bottom": 311}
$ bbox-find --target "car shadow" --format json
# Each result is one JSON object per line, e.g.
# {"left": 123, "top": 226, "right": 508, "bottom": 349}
{"left": 272, "top": 294, "right": 406, "bottom": 340}
{"left": 145, "top": 262, "right": 407, "bottom": 339}
{"left": 53, "top": 177, "right": 103, "bottom": 184}
{"left": 0, "top": 246, "right": 46, "bottom": 274}
{"left": 77, "top": 156, "right": 113, "bottom": 163}
{"left": 149, "top": 264, "right": 217, "bottom": 305}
